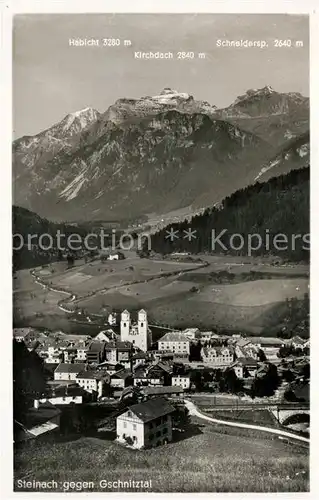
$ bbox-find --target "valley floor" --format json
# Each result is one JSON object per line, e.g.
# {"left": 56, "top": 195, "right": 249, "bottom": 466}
{"left": 13, "top": 253, "right": 309, "bottom": 334}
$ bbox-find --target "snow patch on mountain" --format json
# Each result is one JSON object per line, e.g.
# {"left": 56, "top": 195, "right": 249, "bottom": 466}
{"left": 297, "top": 144, "right": 309, "bottom": 158}
{"left": 255, "top": 158, "right": 281, "bottom": 181}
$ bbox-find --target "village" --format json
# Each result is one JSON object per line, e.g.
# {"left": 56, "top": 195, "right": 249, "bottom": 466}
{"left": 13, "top": 309, "right": 310, "bottom": 449}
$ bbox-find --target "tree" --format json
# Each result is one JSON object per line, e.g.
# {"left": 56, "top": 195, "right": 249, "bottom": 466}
{"left": 220, "top": 368, "right": 243, "bottom": 394}
{"left": 258, "top": 349, "right": 267, "bottom": 362}
{"left": 171, "top": 404, "right": 190, "bottom": 429}
{"left": 251, "top": 363, "right": 280, "bottom": 398}
{"left": 67, "top": 253, "right": 75, "bottom": 268}
{"left": 13, "top": 341, "right": 46, "bottom": 422}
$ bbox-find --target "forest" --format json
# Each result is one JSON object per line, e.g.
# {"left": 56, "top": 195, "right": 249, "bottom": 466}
{"left": 147, "top": 167, "right": 309, "bottom": 262}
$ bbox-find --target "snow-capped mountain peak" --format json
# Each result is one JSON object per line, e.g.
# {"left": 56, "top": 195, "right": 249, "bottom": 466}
{"left": 62, "top": 107, "right": 100, "bottom": 133}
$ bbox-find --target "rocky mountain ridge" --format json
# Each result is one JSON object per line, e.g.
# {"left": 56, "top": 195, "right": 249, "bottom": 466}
{"left": 13, "top": 86, "right": 309, "bottom": 223}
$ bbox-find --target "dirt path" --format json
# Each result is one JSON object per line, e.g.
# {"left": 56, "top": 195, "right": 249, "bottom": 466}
{"left": 184, "top": 400, "right": 310, "bottom": 444}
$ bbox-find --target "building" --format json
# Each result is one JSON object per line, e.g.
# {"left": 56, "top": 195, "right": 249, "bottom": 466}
{"left": 201, "top": 346, "right": 235, "bottom": 366}
{"left": 245, "top": 337, "right": 285, "bottom": 359}
{"left": 108, "top": 251, "right": 125, "bottom": 261}
{"left": 182, "top": 328, "right": 201, "bottom": 340}
{"left": 287, "top": 336, "right": 308, "bottom": 350}
{"left": 199, "top": 332, "right": 219, "bottom": 343}
{"left": 231, "top": 358, "right": 259, "bottom": 379}
{"left": 14, "top": 402, "right": 61, "bottom": 442}
{"left": 54, "top": 363, "right": 86, "bottom": 381}
{"left": 13, "top": 328, "right": 47, "bottom": 344}
{"left": 132, "top": 352, "right": 151, "bottom": 369}
{"left": 234, "top": 341, "right": 259, "bottom": 360}
{"left": 95, "top": 330, "right": 115, "bottom": 342}
{"left": 133, "top": 362, "right": 172, "bottom": 387}
{"left": 116, "top": 397, "right": 175, "bottom": 449}
{"left": 108, "top": 313, "right": 117, "bottom": 325}
{"left": 105, "top": 341, "right": 133, "bottom": 369}
{"left": 96, "top": 361, "right": 118, "bottom": 375}
{"left": 35, "top": 385, "right": 87, "bottom": 406}
{"left": 120, "top": 309, "right": 152, "bottom": 352}
{"left": 110, "top": 369, "right": 133, "bottom": 389}
{"left": 158, "top": 332, "right": 190, "bottom": 355}
{"left": 171, "top": 374, "right": 191, "bottom": 390}
{"left": 86, "top": 341, "right": 106, "bottom": 364}
{"left": 76, "top": 369, "right": 110, "bottom": 396}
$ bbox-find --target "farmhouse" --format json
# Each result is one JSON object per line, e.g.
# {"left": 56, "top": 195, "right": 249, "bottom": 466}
{"left": 116, "top": 397, "right": 175, "bottom": 449}
{"left": 158, "top": 332, "right": 190, "bottom": 355}
{"left": 54, "top": 363, "right": 86, "bottom": 381}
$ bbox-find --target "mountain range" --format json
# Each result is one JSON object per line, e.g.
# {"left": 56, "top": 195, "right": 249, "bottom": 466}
{"left": 13, "top": 86, "right": 309, "bottom": 223}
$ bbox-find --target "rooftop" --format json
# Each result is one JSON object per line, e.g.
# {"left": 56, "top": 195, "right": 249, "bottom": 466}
{"left": 111, "top": 369, "right": 132, "bottom": 380}
{"left": 124, "top": 397, "right": 175, "bottom": 423}
{"left": 159, "top": 332, "right": 190, "bottom": 343}
{"left": 55, "top": 363, "right": 86, "bottom": 374}
{"left": 88, "top": 341, "right": 105, "bottom": 352}
{"left": 105, "top": 341, "right": 132, "bottom": 351}
{"left": 232, "top": 357, "right": 259, "bottom": 367}
{"left": 76, "top": 370, "right": 110, "bottom": 381}
{"left": 24, "top": 401, "right": 61, "bottom": 428}
{"left": 142, "top": 386, "right": 184, "bottom": 395}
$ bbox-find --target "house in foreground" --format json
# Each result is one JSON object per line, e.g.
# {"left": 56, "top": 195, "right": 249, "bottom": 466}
{"left": 116, "top": 397, "right": 175, "bottom": 449}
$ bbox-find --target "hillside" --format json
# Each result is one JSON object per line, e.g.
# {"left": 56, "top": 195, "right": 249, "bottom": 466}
{"left": 12, "top": 206, "right": 94, "bottom": 270}
{"left": 12, "top": 87, "right": 309, "bottom": 223}
{"left": 148, "top": 167, "right": 310, "bottom": 262}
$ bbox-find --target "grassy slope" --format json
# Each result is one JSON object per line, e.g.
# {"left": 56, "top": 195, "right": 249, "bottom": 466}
{"left": 14, "top": 421, "right": 309, "bottom": 493}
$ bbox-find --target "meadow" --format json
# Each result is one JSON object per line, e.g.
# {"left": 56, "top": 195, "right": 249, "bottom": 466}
{"left": 14, "top": 419, "right": 309, "bottom": 492}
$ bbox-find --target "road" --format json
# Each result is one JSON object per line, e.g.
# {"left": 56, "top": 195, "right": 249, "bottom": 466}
{"left": 184, "top": 400, "right": 310, "bottom": 444}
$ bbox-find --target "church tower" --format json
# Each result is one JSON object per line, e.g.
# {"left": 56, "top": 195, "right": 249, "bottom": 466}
{"left": 120, "top": 310, "right": 131, "bottom": 342}
{"left": 137, "top": 309, "right": 149, "bottom": 352}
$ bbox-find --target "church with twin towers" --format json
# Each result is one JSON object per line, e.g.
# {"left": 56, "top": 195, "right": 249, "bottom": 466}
{"left": 120, "top": 309, "right": 152, "bottom": 352}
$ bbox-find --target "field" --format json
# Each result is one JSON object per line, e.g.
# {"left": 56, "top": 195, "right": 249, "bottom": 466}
{"left": 14, "top": 418, "right": 309, "bottom": 492}
{"left": 13, "top": 253, "right": 309, "bottom": 334}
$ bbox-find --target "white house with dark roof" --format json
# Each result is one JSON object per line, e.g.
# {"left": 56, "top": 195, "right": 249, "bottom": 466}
{"left": 230, "top": 357, "right": 259, "bottom": 379}
{"left": 158, "top": 332, "right": 190, "bottom": 355}
{"left": 110, "top": 369, "right": 132, "bottom": 389}
{"left": 116, "top": 397, "right": 175, "bottom": 449}
{"left": 201, "top": 345, "right": 235, "bottom": 366}
{"left": 171, "top": 374, "right": 191, "bottom": 390}
{"left": 35, "top": 385, "right": 87, "bottom": 406}
{"left": 76, "top": 369, "right": 110, "bottom": 396}
{"left": 54, "top": 363, "right": 86, "bottom": 381}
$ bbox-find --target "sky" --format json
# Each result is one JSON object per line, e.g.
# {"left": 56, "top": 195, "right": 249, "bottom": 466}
{"left": 13, "top": 14, "right": 309, "bottom": 138}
